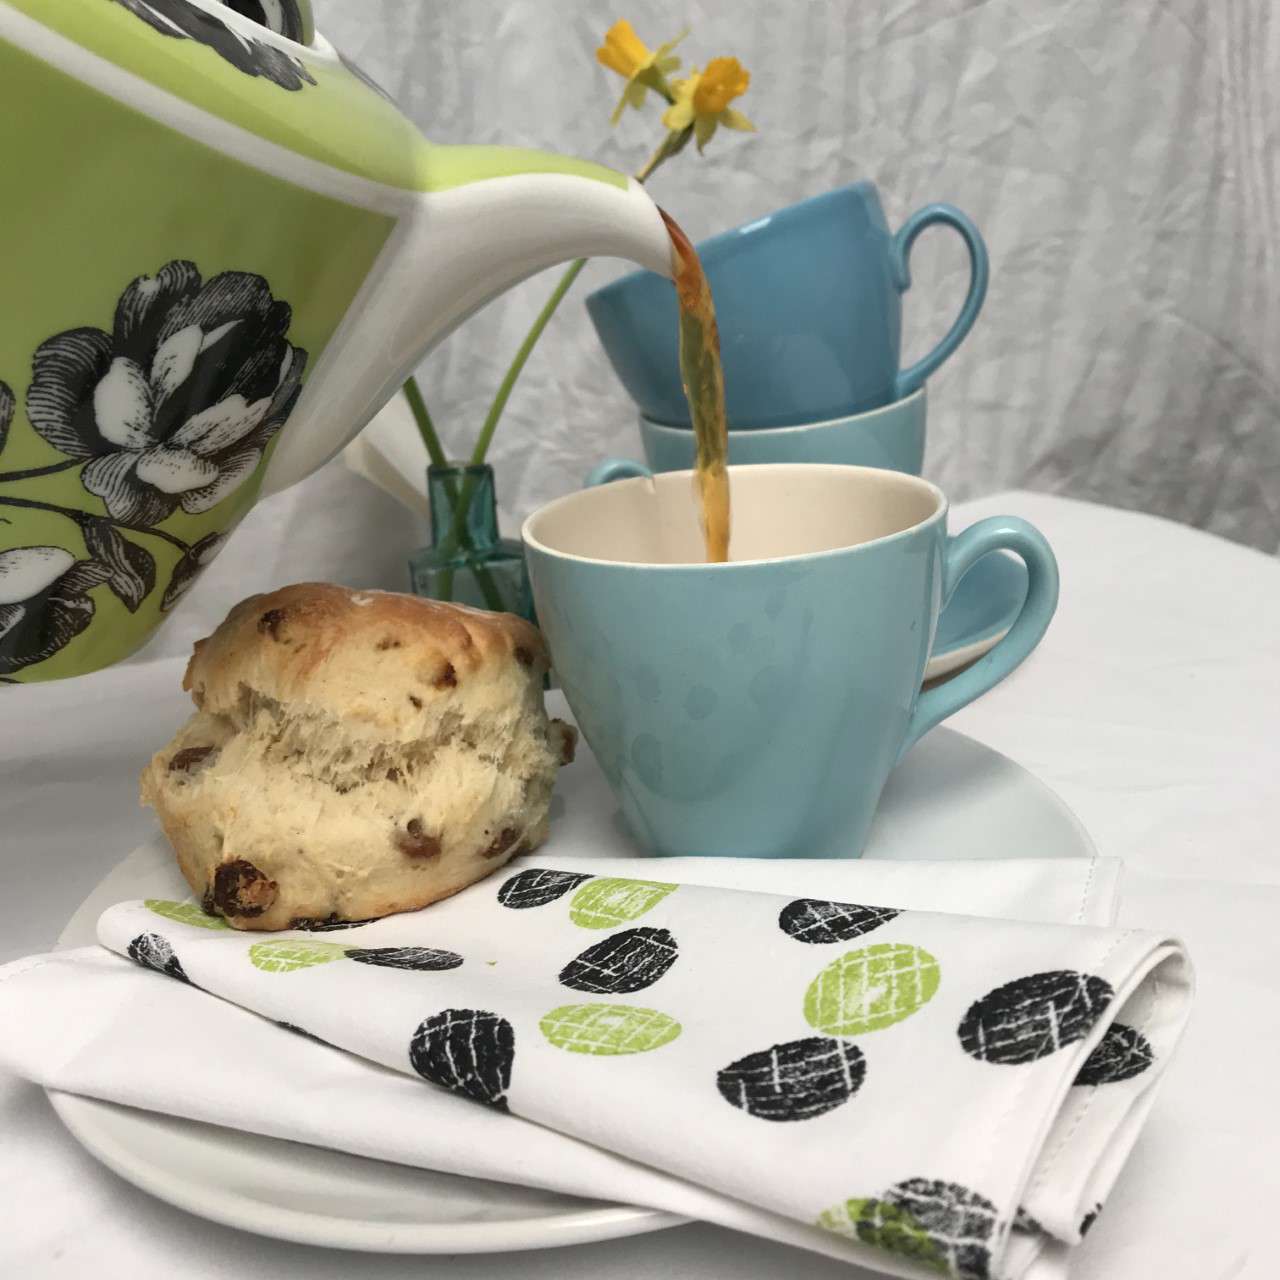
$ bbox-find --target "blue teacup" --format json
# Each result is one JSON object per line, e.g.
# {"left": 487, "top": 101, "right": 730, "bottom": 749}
{"left": 522, "top": 464, "right": 1057, "bottom": 859}
{"left": 585, "top": 182, "right": 988, "bottom": 429}
{"left": 592, "top": 389, "right": 927, "bottom": 482}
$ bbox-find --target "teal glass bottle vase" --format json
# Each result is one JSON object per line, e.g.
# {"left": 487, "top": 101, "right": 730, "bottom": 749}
{"left": 408, "top": 463, "right": 532, "bottom": 619}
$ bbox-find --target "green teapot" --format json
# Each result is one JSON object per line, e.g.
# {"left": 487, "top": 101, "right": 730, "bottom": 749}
{"left": 0, "top": 0, "right": 675, "bottom": 682}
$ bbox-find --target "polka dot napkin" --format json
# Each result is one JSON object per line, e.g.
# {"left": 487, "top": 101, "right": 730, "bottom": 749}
{"left": 43, "top": 852, "right": 1190, "bottom": 1280}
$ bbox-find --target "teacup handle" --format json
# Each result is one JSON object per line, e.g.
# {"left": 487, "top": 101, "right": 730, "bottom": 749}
{"left": 586, "top": 458, "right": 654, "bottom": 486}
{"left": 891, "top": 203, "right": 989, "bottom": 400}
{"left": 899, "top": 516, "right": 1059, "bottom": 760}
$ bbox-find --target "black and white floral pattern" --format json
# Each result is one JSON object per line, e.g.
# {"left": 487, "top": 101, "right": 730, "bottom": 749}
{"left": 0, "top": 258, "right": 309, "bottom": 676}
{"left": 0, "top": 545, "right": 110, "bottom": 676}
{"left": 113, "top": 0, "right": 315, "bottom": 91}
{"left": 26, "top": 259, "right": 307, "bottom": 526}
{"left": 0, "top": 382, "right": 13, "bottom": 453}
{"left": 161, "top": 530, "right": 229, "bottom": 611}
{"left": 230, "top": 1, "right": 305, "bottom": 43}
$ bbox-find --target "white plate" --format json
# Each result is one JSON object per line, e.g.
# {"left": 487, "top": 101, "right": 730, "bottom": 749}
{"left": 50, "top": 711, "right": 1093, "bottom": 1255}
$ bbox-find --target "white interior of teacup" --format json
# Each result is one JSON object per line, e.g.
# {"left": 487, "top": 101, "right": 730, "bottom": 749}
{"left": 523, "top": 464, "right": 944, "bottom": 566}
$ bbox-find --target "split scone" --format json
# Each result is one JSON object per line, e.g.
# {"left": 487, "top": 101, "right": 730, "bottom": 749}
{"left": 141, "top": 583, "right": 575, "bottom": 930}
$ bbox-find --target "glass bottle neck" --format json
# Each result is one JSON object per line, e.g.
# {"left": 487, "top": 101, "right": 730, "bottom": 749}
{"left": 429, "top": 463, "right": 501, "bottom": 552}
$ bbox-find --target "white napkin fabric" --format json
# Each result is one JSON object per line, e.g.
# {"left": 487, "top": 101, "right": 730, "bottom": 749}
{"left": 0, "top": 847, "right": 1190, "bottom": 1280}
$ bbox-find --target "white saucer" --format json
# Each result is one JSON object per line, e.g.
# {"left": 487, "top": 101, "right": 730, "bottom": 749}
{"left": 925, "top": 551, "right": 1028, "bottom": 682}
{"left": 50, "top": 710, "right": 1093, "bottom": 1255}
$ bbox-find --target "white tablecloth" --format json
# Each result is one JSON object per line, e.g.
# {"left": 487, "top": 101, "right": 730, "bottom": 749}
{"left": 2, "top": 466, "right": 1278, "bottom": 1280}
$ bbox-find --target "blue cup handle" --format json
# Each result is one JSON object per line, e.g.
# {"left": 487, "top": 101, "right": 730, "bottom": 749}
{"left": 586, "top": 458, "right": 654, "bottom": 486}
{"left": 898, "top": 515, "right": 1059, "bottom": 760}
{"left": 891, "top": 203, "right": 989, "bottom": 400}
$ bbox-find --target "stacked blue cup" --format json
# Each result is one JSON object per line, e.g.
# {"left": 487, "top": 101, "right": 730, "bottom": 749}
{"left": 585, "top": 179, "right": 988, "bottom": 475}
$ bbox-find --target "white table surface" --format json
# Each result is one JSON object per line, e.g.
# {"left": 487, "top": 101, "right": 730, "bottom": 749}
{"left": 2, "top": 466, "right": 1278, "bottom": 1280}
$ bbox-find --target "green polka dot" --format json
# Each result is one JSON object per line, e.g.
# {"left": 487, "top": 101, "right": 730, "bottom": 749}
{"left": 249, "top": 940, "right": 348, "bottom": 973}
{"left": 540, "top": 1003, "right": 681, "bottom": 1055}
{"left": 144, "top": 899, "right": 230, "bottom": 930}
{"left": 816, "top": 1198, "right": 946, "bottom": 1273}
{"left": 804, "top": 943, "right": 940, "bottom": 1036}
{"left": 816, "top": 1199, "right": 863, "bottom": 1240}
{"left": 568, "top": 878, "right": 678, "bottom": 930}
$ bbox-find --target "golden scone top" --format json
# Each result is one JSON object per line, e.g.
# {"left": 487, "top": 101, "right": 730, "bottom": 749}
{"left": 182, "top": 583, "right": 549, "bottom": 733}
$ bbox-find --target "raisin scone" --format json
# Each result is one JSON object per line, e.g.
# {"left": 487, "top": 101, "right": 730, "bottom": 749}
{"left": 140, "top": 583, "right": 576, "bottom": 931}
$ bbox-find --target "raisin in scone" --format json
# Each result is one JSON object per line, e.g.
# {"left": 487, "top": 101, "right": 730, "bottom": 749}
{"left": 141, "top": 583, "right": 576, "bottom": 931}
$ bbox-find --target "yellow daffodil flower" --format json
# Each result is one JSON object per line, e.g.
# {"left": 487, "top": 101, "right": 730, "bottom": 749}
{"left": 663, "top": 56, "right": 755, "bottom": 151}
{"left": 596, "top": 19, "right": 686, "bottom": 124}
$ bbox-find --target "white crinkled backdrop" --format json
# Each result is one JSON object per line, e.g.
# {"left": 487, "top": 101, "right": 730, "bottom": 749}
{"left": 312, "top": 0, "right": 1279, "bottom": 555}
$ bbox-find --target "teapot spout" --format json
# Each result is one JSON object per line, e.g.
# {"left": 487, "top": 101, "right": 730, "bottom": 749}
{"left": 414, "top": 163, "right": 676, "bottom": 322}
{"left": 262, "top": 152, "right": 674, "bottom": 494}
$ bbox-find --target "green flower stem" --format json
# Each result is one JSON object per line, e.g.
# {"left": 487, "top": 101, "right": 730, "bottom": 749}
{"left": 436, "top": 255, "right": 590, "bottom": 601}
{"left": 475, "top": 571, "right": 505, "bottom": 611}
{"left": 436, "top": 475, "right": 528, "bottom": 609}
{"left": 437, "top": 549, "right": 506, "bottom": 612}
{"left": 639, "top": 61, "right": 680, "bottom": 106}
{"left": 403, "top": 375, "right": 448, "bottom": 469}
{"left": 471, "top": 257, "right": 590, "bottom": 469}
{"left": 399, "top": 378, "right": 505, "bottom": 610}
{"left": 416, "top": 449, "right": 507, "bottom": 611}
{"left": 434, "top": 496, "right": 508, "bottom": 609}
{"left": 0, "top": 493, "right": 192, "bottom": 553}
{"left": 402, "top": 375, "right": 466, "bottom": 529}
{"left": 403, "top": 374, "right": 464, "bottom": 548}
{"left": 635, "top": 126, "right": 692, "bottom": 181}
{"left": 0, "top": 458, "right": 83, "bottom": 484}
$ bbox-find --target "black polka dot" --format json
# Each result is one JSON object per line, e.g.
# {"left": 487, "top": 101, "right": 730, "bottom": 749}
{"left": 126, "top": 932, "right": 190, "bottom": 984}
{"left": 778, "top": 899, "right": 900, "bottom": 944}
{"left": 717, "top": 1037, "right": 865, "bottom": 1121}
{"left": 1013, "top": 1206, "right": 1043, "bottom": 1235}
{"left": 1080, "top": 1203, "right": 1103, "bottom": 1236}
{"left": 346, "top": 946, "right": 464, "bottom": 972}
{"left": 1074, "top": 1023, "right": 1153, "bottom": 1085}
{"left": 958, "top": 971, "right": 1114, "bottom": 1065}
{"left": 498, "top": 868, "right": 592, "bottom": 909}
{"left": 409, "top": 1008, "right": 513, "bottom": 1109}
{"left": 558, "top": 928, "right": 677, "bottom": 994}
{"left": 289, "top": 915, "right": 379, "bottom": 932}
{"left": 884, "top": 1179, "right": 998, "bottom": 1280}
